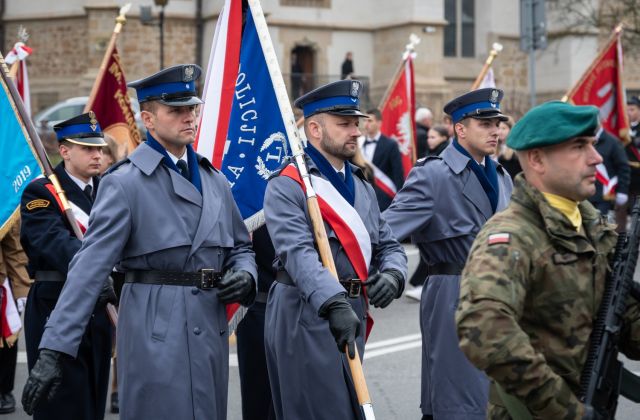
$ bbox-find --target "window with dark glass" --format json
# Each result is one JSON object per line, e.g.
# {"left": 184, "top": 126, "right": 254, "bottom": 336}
{"left": 443, "top": 0, "right": 475, "bottom": 58}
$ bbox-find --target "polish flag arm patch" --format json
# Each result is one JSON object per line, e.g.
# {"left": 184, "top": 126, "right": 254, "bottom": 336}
{"left": 488, "top": 233, "right": 510, "bottom": 245}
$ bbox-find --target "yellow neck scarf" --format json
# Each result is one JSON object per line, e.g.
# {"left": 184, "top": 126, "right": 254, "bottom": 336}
{"left": 542, "top": 192, "right": 582, "bottom": 231}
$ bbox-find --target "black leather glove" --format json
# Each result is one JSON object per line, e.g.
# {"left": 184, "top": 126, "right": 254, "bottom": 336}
{"left": 319, "top": 294, "right": 361, "bottom": 359}
{"left": 95, "top": 276, "right": 118, "bottom": 309}
{"left": 363, "top": 269, "right": 402, "bottom": 308}
{"left": 22, "top": 349, "right": 65, "bottom": 415}
{"left": 218, "top": 270, "right": 255, "bottom": 305}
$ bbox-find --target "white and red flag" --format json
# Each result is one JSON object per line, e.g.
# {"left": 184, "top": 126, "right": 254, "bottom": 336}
{"left": 379, "top": 55, "right": 416, "bottom": 177}
{"left": 5, "top": 41, "right": 32, "bottom": 117}
{"left": 564, "top": 26, "right": 629, "bottom": 143}
{"left": 1, "top": 278, "right": 21, "bottom": 347}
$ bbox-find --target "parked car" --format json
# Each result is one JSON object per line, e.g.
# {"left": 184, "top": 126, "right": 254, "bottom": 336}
{"left": 33, "top": 96, "right": 146, "bottom": 140}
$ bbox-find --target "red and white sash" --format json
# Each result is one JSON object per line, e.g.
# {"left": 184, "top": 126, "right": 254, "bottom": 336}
{"left": 44, "top": 183, "right": 89, "bottom": 233}
{"left": 595, "top": 163, "right": 618, "bottom": 198}
{"left": 281, "top": 164, "right": 374, "bottom": 337}
{"left": 1, "top": 278, "right": 21, "bottom": 346}
{"left": 370, "top": 162, "right": 397, "bottom": 199}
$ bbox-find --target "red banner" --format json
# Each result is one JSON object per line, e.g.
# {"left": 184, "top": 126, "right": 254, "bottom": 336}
{"left": 565, "top": 30, "right": 630, "bottom": 143}
{"left": 380, "top": 56, "right": 416, "bottom": 177}
{"left": 87, "top": 46, "right": 141, "bottom": 153}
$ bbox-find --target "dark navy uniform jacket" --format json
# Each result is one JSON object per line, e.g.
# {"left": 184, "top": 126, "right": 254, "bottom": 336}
{"left": 20, "top": 162, "right": 111, "bottom": 420}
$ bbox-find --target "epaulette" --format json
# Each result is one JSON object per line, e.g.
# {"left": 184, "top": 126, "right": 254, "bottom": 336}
{"left": 104, "top": 157, "right": 131, "bottom": 176}
{"left": 196, "top": 153, "right": 219, "bottom": 173}
{"left": 269, "top": 156, "right": 296, "bottom": 180}
{"left": 415, "top": 155, "right": 442, "bottom": 167}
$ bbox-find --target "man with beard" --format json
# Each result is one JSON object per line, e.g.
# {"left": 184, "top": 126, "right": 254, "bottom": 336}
{"left": 263, "top": 79, "right": 407, "bottom": 419}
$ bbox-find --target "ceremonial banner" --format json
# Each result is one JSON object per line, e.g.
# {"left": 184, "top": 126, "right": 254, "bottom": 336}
{"left": 5, "top": 42, "right": 32, "bottom": 116}
{"left": 0, "top": 65, "right": 42, "bottom": 237}
{"left": 565, "top": 28, "right": 629, "bottom": 142}
{"left": 196, "top": 0, "right": 290, "bottom": 324}
{"left": 86, "top": 46, "right": 141, "bottom": 153}
{"left": 380, "top": 56, "right": 416, "bottom": 177}
{"left": 196, "top": 0, "right": 288, "bottom": 231}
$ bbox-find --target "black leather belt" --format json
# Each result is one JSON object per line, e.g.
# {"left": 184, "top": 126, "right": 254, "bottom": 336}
{"left": 35, "top": 271, "right": 65, "bottom": 282}
{"left": 275, "top": 271, "right": 362, "bottom": 298}
{"left": 426, "top": 262, "right": 464, "bottom": 276}
{"left": 125, "top": 270, "right": 222, "bottom": 290}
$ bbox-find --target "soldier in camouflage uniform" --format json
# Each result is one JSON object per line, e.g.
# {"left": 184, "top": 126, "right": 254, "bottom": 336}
{"left": 456, "top": 101, "right": 640, "bottom": 419}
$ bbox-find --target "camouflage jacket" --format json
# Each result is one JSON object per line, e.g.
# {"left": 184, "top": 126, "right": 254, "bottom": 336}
{"left": 456, "top": 174, "right": 640, "bottom": 420}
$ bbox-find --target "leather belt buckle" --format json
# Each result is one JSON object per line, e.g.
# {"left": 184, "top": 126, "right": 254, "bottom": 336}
{"left": 341, "top": 278, "right": 361, "bottom": 298}
{"left": 200, "top": 269, "right": 219, "bottom": 289}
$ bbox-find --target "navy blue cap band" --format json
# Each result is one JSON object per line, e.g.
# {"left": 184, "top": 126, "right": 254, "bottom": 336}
{"left": 451, "top": 101, "right": 500, "bottom": 123}
{"left": 303, "top": 95, "right": 360, "bottom": 117}
{"left": 137, "top": 81, "right": 196, "bottom": 103}
{"left": 56, "top": 124, "right": 103, "bottom": 141}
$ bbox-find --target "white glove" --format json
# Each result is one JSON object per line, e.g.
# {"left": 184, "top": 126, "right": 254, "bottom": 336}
{"left": 16, "top": 297, "right": 26, "bottom": 314}
{"left": 616, "top": 193, "right": 629, "bottom": 206}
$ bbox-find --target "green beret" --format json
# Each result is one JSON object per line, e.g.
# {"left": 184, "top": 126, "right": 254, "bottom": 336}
{"left": 506, "top": 101, "right": 599, "bottom": 151}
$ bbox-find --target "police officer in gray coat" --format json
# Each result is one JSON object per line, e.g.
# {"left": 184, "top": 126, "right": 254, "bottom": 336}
{"left": 263, "top": 80, "right": 407, "bottom": 419}
{"left": 383, "top": 88, "right": 513, "bottom": 420}
{"left": 21, "top": 64, "right": 258, "bottom": 420}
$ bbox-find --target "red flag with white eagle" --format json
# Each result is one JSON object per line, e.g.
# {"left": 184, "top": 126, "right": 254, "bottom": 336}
{"left": 379, "top": 55, "right": 416, "bottom": 177}
{"left": 5, "top": 41, "right": 32, "bottom": 117}
{"left": 564, "top": 26, "right": 629, "bottom": 143}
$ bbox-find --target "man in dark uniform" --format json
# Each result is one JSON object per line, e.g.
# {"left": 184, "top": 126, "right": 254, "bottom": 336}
{"left": 588, "top": 128, "right": 629, "bottom": 228}
{"left": 20, "top": 112, "right": 115, "bottom": 420}
{"left": 383, "top": 88, "right": 513, "bottom": 419}
{"left": 264, "top": 80, "right": 407, "bottom": 419}
{"left": 622, "top": 95, "right": 640, "bottom": 229}
{"left": 361, "top": 108, "right": 405, "bottom": 210}
{"left": 236, "top": 225, "right": 276, "bottom": 420}
{"left": 21, "top": 65, "right": 257, "bottom": 420}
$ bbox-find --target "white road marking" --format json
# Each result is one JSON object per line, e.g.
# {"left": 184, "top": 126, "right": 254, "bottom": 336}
{"left": 364, "top": 340, "right": 422, "bottom": 360}
{"left": 365, "top": 333, "right": 422, "bottom": 350}
{"left": 18, "top": 334, "right": 423, "bottom": 366}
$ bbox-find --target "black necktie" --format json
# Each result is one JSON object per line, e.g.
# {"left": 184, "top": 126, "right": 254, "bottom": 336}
{"left": 337, "top": 171, "right": 345, "bottom": 182}
{"left": 176, "top": 160, "right": 190, "bottom": 180}
{"left": 364, "top": 139, "right": 376, "bottom": 146}
{"left": 83, "top": 185, "right": 93, "bottom": 202}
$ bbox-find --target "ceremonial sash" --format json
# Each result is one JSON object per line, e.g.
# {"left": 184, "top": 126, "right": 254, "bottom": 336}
{"left": 370, "top": 162, "right": 397, "bottom": 199}
{"left": 44, "top": 183, "right": 89, "bottom": 234}
{"left": 595, "top": 163, "right": 618, "bottom": 199}
{"left": 281, "top": 164, "right": 375, "bottom": 338}
{"left": 1, "top": 278, "right": 21, "bottom": 347}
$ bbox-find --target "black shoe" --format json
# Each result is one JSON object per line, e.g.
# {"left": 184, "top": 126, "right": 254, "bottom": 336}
{"left": 0, "top": 393, "right": 16, "bottom": 414}
{"left": 110, "top": 392, "right": 119, "bottom": 414}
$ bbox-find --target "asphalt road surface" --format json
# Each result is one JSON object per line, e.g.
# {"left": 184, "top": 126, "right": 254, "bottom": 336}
{"left": 4, "top": 245, "right": 639, "bottom": 419}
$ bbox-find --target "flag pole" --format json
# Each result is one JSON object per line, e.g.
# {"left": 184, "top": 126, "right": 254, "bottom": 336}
{"left": 0, "top": 52, "right": 118, "bottom": 326}
{"left": 471, "top": 42, "right": 503, "bottom": 90}
{"left": 247, "top": 0, "right": 375, "bottom": 418}
{"left": 561, "top": 23, "right": 624, "bottom": 103}
{"left": 84, "top": 3, "right": 131, "bottom": 112}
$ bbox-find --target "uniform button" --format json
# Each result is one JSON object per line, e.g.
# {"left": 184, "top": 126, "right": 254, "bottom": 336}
{"left": 191, "top": 287, "right": 199, "bottom": 295}
{"left": 193, "top": 327, "right": 201, "bottom": 335}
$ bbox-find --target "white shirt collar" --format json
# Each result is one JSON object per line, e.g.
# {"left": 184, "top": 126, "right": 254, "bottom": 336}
{"left": 167, "top": 150, "right": 188, "bottom": 166}
{"left": 367, "top": 132, "right": 381, "bottom": 142}
{"left": 333, "top": 163, "right": 346, "bottom": 177}
{"left": 65, "top": 168, "right": 93, "bottom": 191}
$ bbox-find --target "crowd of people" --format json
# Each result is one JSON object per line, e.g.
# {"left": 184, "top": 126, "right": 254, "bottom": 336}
{"left": 1, "top": 59, "right": 639, "bottom": 420}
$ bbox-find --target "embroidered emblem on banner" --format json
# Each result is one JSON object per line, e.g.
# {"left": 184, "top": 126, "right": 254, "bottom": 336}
{"left": 26, "top": 199, "right": 50, "bottom": 210}
{"left": 254, "top": 132, "right": 288, "bottom": 180}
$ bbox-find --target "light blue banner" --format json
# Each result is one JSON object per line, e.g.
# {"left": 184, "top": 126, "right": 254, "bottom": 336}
{"left": 0, "top": 76, "right": 42, "bottom": 233}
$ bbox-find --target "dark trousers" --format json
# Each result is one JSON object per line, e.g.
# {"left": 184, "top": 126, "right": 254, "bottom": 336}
{"left": 0, "top": 340, "right": 18, "bottom": 394}
{"left": 410, "top": 258, "right": 429, "bottom": 287}
{"left": 236, "top": 301, "right": 276, "bottom": 420}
